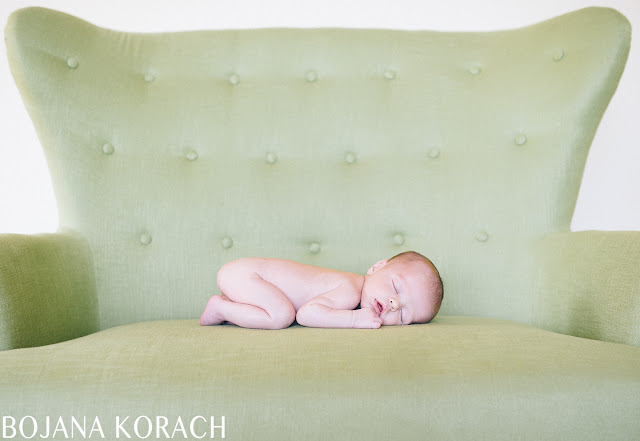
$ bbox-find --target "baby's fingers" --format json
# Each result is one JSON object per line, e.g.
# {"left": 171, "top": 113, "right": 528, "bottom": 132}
{"left": 368, "top": 311, "right": 383, "bottom": 328}
{"left": 354, "top": 308, "right": 383, "bottom": 328}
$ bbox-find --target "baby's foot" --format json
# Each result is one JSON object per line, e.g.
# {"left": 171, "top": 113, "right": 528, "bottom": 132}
{"left": 218, "top": 295, "right": 238, "bottom": 325}
{"left": 199, "top": 295, "right": 227, "bottom": 326}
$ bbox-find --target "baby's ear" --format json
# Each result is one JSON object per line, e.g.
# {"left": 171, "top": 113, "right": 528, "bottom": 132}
{"left": 367, "top": 259, "right": 388, "bottom": 275}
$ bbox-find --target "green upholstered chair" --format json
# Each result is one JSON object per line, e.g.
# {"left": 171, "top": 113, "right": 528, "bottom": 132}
{"left": 2, "top": 6, "right": 639, "bottom": 440}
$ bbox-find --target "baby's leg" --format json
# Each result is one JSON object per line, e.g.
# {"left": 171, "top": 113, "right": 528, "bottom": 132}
{"left": 199, "top": 294, "right": 232, "bottom": 326}
{"left": 200, "top": 262, "right": 296, "bottom": 330}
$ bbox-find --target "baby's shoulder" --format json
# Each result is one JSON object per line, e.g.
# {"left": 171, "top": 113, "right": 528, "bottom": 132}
{"left": 340, "top": 271, "right": 364, "bottom": 289}
{"left": 323, "top": 270, "right": 364, "bottom": 295}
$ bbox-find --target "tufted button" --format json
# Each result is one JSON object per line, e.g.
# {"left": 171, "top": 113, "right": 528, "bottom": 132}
{"left": 393, "top": 233, "right": 405, "bottom": 246}
{"left": 139, "top": 233, "right": 152, "bottom": 246}
{"left": 306, "top": 70, "right": 318, "bottom": 83}
{"left": 470, "top": 65, "right": 482, "bottom": 75}
{"left": 185, "top": 150, "right": 198, "bottom": 161}
{"left": 229, "top": 73, "right": 240, "bottom": 86}
{"left": 344, "top": 152, "right": 357, "bottom": 165}
{"left": 552, "top": 49, "right": 565, "bottom": 61}
{"left": 514, "top": 134, "right": 528, "bottom": 146}
{"left": 383, "top": 69, "right": 396, "bottom": 80}
{"left": 221, "top": 236, "right": 233, "bottom": 249}
{"left": 265, "top": 152, "right": 278, "bottom": 165}
{"left": 102, "top": 143, "right": 114, "bottom": 155}
{"left": 144, "top": 73, "right": 156, "bottom": 83}
{"left": 66, "top": 57, "right": 79, "bottom": 69}
{"left": 309, "top": 242, "right": 321, "bottom": 254}
{"left": 475, "top": 231, "right": 489, "bottom": 243}
{"left": 428, "top": 147, "right": 440, "bottom": 159}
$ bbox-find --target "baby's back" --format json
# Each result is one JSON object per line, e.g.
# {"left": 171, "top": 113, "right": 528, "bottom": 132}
{"left": 224, "top": 257, "right": 362, "bottom": 310}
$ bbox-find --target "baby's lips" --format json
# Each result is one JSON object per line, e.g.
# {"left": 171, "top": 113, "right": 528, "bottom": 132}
{"left": 373, "top": 299, "right": 385, "bottom": 316}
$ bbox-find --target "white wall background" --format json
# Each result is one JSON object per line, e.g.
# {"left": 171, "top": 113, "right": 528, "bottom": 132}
{"left": 1, "top": 0, "right": 638, "bottom": 234}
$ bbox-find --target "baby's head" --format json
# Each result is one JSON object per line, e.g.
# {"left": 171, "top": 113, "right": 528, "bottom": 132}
{"left": 361, "top": 251, "right": 443, "bottom": 325}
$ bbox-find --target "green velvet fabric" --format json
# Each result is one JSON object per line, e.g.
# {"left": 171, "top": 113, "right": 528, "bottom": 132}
{"left": 4, "top": 6, "right": 632, "bottom": 331}
{"left": 0, "top": 229, "right": 98, "bottom": 350}
{"left": 533, "top": 231, "right": 640, "bottom": 347}
{"left": 1, "top": 318, "right": 638, "bottom": 440}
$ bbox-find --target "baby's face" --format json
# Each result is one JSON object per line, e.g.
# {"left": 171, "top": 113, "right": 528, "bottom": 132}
{"left": 361, "top": 258, "right": 438, "bottom": 325}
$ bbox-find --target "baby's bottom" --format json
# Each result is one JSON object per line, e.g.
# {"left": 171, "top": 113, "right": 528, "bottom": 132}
{"left": 199, "top": 266, "right": 296, "bottom": 330}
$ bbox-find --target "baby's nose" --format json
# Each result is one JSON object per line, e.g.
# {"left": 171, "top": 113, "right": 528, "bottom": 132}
{"left": 389, "top": 298, "right": 399, "bottom": 311}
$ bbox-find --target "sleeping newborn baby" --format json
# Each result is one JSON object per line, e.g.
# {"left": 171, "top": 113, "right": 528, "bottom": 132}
{"left": 199, "top": 250, "right": 443, "bottom": 329}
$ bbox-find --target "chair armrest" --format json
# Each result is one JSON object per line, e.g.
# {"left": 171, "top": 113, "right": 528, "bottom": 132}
{"left": 533, "top": 230, "right": 640, "bottom": 347}
{"left": 0, "top": 230, "right": 98, "bottom": 351}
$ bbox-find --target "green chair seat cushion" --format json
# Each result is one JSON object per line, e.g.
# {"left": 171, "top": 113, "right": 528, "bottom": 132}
{"left": 1, "top": 317, "right": 638, "bottom": 440}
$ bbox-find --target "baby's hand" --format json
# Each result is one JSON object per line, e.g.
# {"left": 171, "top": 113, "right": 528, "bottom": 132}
{"left": 352, "top": 308, "right": 383, "bottom": 329}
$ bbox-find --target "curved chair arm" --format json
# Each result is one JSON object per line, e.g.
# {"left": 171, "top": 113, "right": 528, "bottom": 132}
{"left": 533, "top": 230, "right": 640, "bottom": 347}
{"left": 0, "top": 229, "right": 98, "bottom": 351}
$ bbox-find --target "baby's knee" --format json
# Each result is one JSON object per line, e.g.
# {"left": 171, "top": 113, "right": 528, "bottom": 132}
{"left": 269, "top": 303, "right": 296, "bottom": 329}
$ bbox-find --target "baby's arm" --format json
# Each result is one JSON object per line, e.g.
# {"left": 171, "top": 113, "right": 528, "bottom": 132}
{"left": 296, "top": 282, "right": 383, "bottom": 329}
